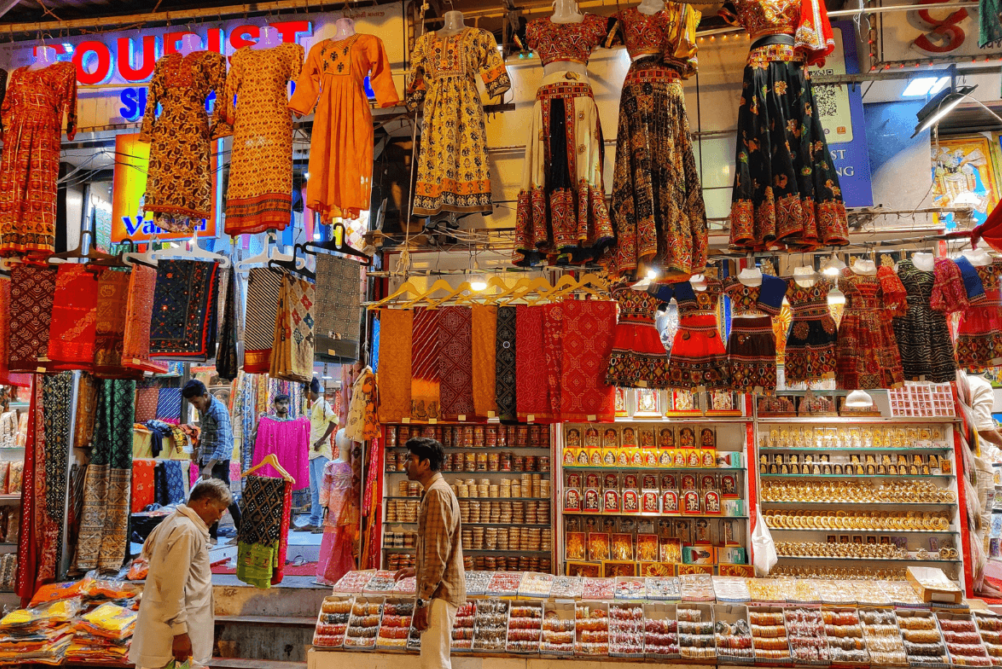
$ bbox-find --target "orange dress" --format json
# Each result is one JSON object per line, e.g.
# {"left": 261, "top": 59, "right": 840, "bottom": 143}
{"left": 289, "top": 34, "right": 399, "bottom": 223}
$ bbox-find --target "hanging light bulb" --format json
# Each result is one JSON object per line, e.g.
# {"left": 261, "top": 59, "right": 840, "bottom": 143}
{"left": 470, "top": 252, "right": 487, "bottom": 291}
{"left": 827, "top": 286, "right": 846, "bottom": 306}
{"left": 646, "top": 267, "right": 660, "bottom": 280}
{"left": 823, "top": 253, "right": 846, "bottom": 277}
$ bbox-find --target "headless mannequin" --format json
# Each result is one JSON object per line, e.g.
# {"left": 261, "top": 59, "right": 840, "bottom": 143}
{"left": 912, "top": 251, "right": 935, "bottom": 272}
{"left": 176, "top": 33, "right": 202, "bottom": 57}
{"left": 962, "top": 247, "right": 991, "bottom": 267}
{"left": 333, "top": 17, "right": 356, "bottom": 41}
{"left": 438, "top": 11, "right": 466, "bottom": 37}
{"left": 690, "top": 273, "right": 707, "bottom": 291}
{"left": 544, "top": 0, "right": 589, "bottom": 77}
{"left": 851, "top": 258, "right": 877, "bottom": 275}
{"left": 254, "top": 25, "right": 284, "bottom": 50}
{"left": 637, "top": 0, "right": 665, "bottom": 15}
{"left": 737, "top": 266, "right": 763, "bottom": 287}
{"left": 793, "top": 266, "right": 816, "bottom": 288}
{"left": 30, "top": 46, "right": 58, "bottom": 70}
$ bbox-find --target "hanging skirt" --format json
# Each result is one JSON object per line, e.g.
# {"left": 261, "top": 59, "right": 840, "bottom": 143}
{"left": 785, "top": 309, "right": 838, "bottom": 385}
{"left": 514, "top": 72, "right": 613, "bottom": 266}
{"left": 727, "top": 316, "right": 777, "bottom": 393}
{"left": 729, "top": 39, "right": 849, "bottom": 251}
{"left": 667, "top": 314, "right": 728, "bottom": 390}
{"left": 956, "top": 291, "right": 1002, "bottom": 371}
{"left": 609, "top": 57, "right": 708, "bottom": 282}
{"left": 606, "top": 321, "right": 671, "bottom": 389}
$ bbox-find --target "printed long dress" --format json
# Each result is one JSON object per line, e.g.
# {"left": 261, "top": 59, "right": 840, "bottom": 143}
{"left": 653, "top": 279, "right": 729, "bottom": 390}
{"left": 727, "top": 0, "right": 848, "bottom": 251}
{"left": 836, "top": 267, "right": 908, "bottom": 389}
{"left": 140, "top": 52, "right": 231, "bottom": 233}
{"left": 724, "top": 276, "right": 786, "bottom": 394}
{"left": 0, "top": 63, "right": 76, "bottom": 257}
{"left": 223, "top": 44, "right": 305, "bottom": 234}
{"left": 316, "top": 459, "right": 359, "bottom": 586}
{"left": 607, "top": 6, "right": 708, "bottom": 281}
{"left": 893, "top": 258, "right": 967, "bottom": 382}
{"left": 513, "top": 14, "right": 613, "bottom": 266}
{"left": 783, "top": 277, "right": 838, "bottom": 384}
{"left": 956, "top": 259, "right": 1002, "bottom": 371}
{"left": 290, "top": 34, "right": 399, "bottom": 223}
{"left": 406, "top": 28, "right": 511, "bottom": 217}
{"left": 605, "top": 283, "right": 671, "bottom": 388}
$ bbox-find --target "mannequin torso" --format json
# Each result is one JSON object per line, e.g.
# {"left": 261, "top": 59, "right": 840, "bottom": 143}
{"left": 851, "top": 258, "right": 877, "bottom": 276}
{"left": 176, "top": 33, "right": 202, "bottom": 57}
{"left": 738, "top": 267, "right": 763, "bottom": 287}
{"left": 962, "top": 247, "right": 991, "bottom": 267}
{"left": 911, "top": 252, "right": 935, "bottom": 272}
{"left": 438, "top": 11, "right": 466, "bottom": 37}
{"left": 29, "top": 46, "right": 58, "bottom": 70}
{"left": 690, "top": 274, "right": 707, "bottom": 291}
{"left": 545, "top": 0, "right": 589, "bottom": 76}
{"left": 254, "top": 25, "right": 284, "bottom": 50}
{"left": 792, "top": 266, "right": 816, "bottom": 288}
{"left": 332, "top": 17, "right": 356, "bottom": 41}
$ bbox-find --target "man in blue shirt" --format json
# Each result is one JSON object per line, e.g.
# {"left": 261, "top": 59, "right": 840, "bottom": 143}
{"left": 182, "top": 380, "right": 242, "bottom": 543}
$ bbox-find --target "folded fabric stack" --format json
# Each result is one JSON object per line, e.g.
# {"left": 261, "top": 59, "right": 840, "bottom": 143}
{"left": 0, "top": 600, "right": 78, "bottom": 665}
{"left": 65, "top": 603, "right": 136, "bottom": 664}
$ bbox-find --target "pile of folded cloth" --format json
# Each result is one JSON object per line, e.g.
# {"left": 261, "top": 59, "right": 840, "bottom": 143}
{"left": 65, "top": 603, "right": 137, "bottom": 663}
{"left": 0, "top": 599, "right": 77, "bottom": 665}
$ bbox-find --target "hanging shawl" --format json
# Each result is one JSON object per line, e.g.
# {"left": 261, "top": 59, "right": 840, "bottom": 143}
{"left": 216, "top": 268, "right": 240, "bottom": 381}
{"left": 795, "top": 0, "right": 835, "bottom": 67}
{"left": 955, "top": 256, "right": 987, "bottom": 304}
{"left": 149, "top": 260, "right": 220, "bottom": 360}
{"left": 122, "top": 265, "right": 169, "bottom": 375}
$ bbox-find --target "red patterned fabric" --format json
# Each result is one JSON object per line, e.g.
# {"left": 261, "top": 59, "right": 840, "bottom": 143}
{"left": 134, "top": 387, "right": 158, "bottom": 423}
{"left": 0, "top": 279, "right": 28, "bottom": 386}
{"left": 605, "top": 284, "right": 671, "bottom": 388}
{"left": 516, "top": 305, "right": 551, "bottom": 422}
{"left": 411, "top": 307, "right": 441, "bottom": 420}
{"left": 123, "top": 265, "right": 169, "bottom": 375}
{"left": 271, "top": 479, "right": 292, "bottom": 585}
{"left": 15, "top": 377, "right": 37, "bottom": 606}
{"left": 835, "top": 267, "right": 906, "bottom": 390}
{"left": 543, "top": 303, "right": 563, "bottom": 418}
{"left": 956, "top": 260, "right": 1002, "bottom": 371}
{"left": 131, "top": 459, "right": 156, "bottom": 513}
{"left": 437, "top": 306, "right": 474, "bottom": 420}
{"left": 931, "top": 258, "right": 968, "bottom": 314}
{"left": 560, "top": 300, "right": 617, "bottom": 422}
{"left": 526, "top": 14, "right": 608, "bottom": 66}
{"left": 47, "top": 264, "right": 99, "bottom": 370}
{"left": 93, "top": 269, "right": 134, "bottom": 378}
{"left": 9, "top": 266, "right": 57, "bottom": 373}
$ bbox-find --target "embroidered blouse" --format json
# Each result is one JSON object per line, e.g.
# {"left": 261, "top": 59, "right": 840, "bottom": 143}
{"left": 526, "top": 14, "right": 609, "bottom": 66}
{"left": 731, "top": 0, "right": 835, "bottom": 66}
{"left": 607, "top": 5, "right": 700, "bottom": 76}
{"left": 929, "top": 258, "right": 970, "bottom": 314}
{"left": 653, "top": 278, "right": 722, "bottom": 317}
{"left": 723, "top": 275, "right": 786, "bottom": 316}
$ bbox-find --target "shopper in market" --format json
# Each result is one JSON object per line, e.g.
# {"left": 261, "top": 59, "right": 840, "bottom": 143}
{"left": 298, "top": 378, "right": 339, "bottom": 533}
{"left": 130, "top": 478, "right": 233, "bottom": 669}
{"left": 968, "top": 372, "right": 1002, "bottom": 456}
{"left": 183, "top": 379, "right": 242, "bottom": 543}
{"left": 394, "top": 437, "right": 465, "bottom": 669}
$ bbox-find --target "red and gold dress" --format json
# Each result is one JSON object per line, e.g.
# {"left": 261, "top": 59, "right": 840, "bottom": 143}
{"left": 956, "top": 259, "right": 1002, "bottom": 371}
{"left": 724, "top": 277, "right": 786, "bottom": 393}
{"left": 835, "top": 266, "right": 908, "bottom": 389}
{"left": 290, "top": 34, "right": 399, "bottom": 223}
{"left": 605, "top": 283, "right": 671, "bottom": 388}
{"left": 513, "top": 14, "right": 613, "bottom": 266}
{"left": 606, "top": 6, "right": 708, "bottom": 282}
{"left": 406, "top": 28, "right": 511, "bottom": 217}
{"left": 727, "top": 0, "right": 848, "bottom": 251}
{"left": 0, "top": 62, "right": 76, "bottom": 257}
{"left": 653, "top": 279, "right": 729, "bottom": 390}
{"left": 783, "top": 277, "right": 838, "bottom": 384}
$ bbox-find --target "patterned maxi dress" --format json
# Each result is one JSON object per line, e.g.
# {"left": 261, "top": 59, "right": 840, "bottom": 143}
{"left": 727, "top": 0, "right": 848, "bottom": 251}
{"left": 223, "top": 43, "right": 305, "bottom": 234}
{"left": 290, "top": 34, "right": 399, "bottom": 223}
{"left": 724, "top": 276, "right": 787, "bottom": 394}
{"left": 783, "top": 277, "right": 838, "bottom": 384}
{"left": 893, "top": 258, "right": 968, "bottom": 383}
{"left": 607, "top": 6, "right": 708, "bottom": 282}
{"left": 316, "top": 459, "right": 358, "bottom": 586}
{"left": 956, "top": 259, "right": 1002, "bottom": 371}
{"left": 836, "top": 266, "right": 908, "bottom": 389}
{"left": 0, "top": 63, "right": 76, "bottom": 257}
{"left": 141, "top": 51, "right": 231, "bottom": 233}
{"left": 513, "top": 14, "right": 614, "bottom": 266}
{"left": 407, "top": 28, "right": 511, "bottom": 217}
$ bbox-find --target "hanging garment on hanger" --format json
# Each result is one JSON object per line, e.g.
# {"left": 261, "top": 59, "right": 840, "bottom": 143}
{"left": 236, "top": 474, "right": 292, "bottom": 587}
{"left": 47, "top": 264, "right": 101, "bottom": 371}
{"left": 653, "top": 279, "right": 729, "bottom": 390}
{"left": 543, "top": 303, "right": 563, "bottom": 420}
{"left": 376, "top": 309, "right": 412, "bottom": 423}
{"left": 516, "top": 304, "right": 552, "bottom": 422}
{"left": 344, "top": 366, "right": 378, "bottom": 442}
{"left": 223, "top": 44, "right": 304, "bottom": 235}
{"left": 75, "top": 373, "right": 100, "bottom": 448}
{"left": 316, "top": 459, "right": 358, "bottom": 586}
{"left": 0, "top": 63, "right": 76, "bottom": 257}
{"left": 606, "top": 283, "right": 672, "bottom": 389}
{"left": 216, "top": 269, "right": 241, "bottom": 381}
{"left": 9, "top": 266, "right": 57, "bottom": 372}
{"left": 723, "top": 275, "right": 787, "bottom": 394}
{"left": 472, "top": 305, "right": 498, "bottom": 418}
{"left": 410, "top": 307, "right": 441, "bottom": 420}
{"left": 250, "top": 416, "right": 310, "bottom": 492}
{"left": 956, "top": 257, "right": 1002, "bottom": 371}
{"left": 94, "top": 268, "right": 136, "bottom": 379}
{"left": 269, "top": 272, "right": 315, "bottom": 383}
{"left": 438, "top": 306, "right": 474, "bottom": 420}
{"left": 783, "top": 277, "right": 838, "bottom": 385}
{"left": 560, "top": 299, "right": 617, "bottom": 422}
{"left": 245, "top": 267, "right": 283, "bottom": 374}
{"left": 122, "top": 265, "right": 169, "bottom": 375}
{"left": 149, "top": 260, "right": 220, "bottom": 361}
{"left": 835, "top": 266, "right": 907, "bottom": 389}
{"left": 314, "top": 254, "right": 362, "bottom": 363}
{"left": 494, "top": 306, "right": 518, "bottom": 423}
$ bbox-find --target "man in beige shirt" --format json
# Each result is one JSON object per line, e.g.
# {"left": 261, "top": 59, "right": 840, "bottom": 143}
{"left": 130, "top": 479, "right": 233, "bottom": 669}
{"left": 394, "top": 437, "right": 465, "bottom": 669}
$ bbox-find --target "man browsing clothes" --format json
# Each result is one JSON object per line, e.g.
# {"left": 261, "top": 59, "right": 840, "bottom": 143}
{"left": 130, "top": 478, "right": 233, "bottom": 669}
{"left": 297, "top": 378, "right": 339, "bottom": 533}
{"left": 394, "top": 437, "right": 465, "bottom": 669}
{"left": 182, "top": 380, "right": 241, "bottom": 543}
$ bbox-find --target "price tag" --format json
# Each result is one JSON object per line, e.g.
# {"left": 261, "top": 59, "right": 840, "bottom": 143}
{"left": 402, "top": 417, "right": 411, "bottom": 424}
{"left": 488, "top": 411, "right": 496, "bottom": 419}
{"left": 328, "top": 349, "right": 338, "bottom": 355}
{"left": 587, "top": 414, "right": 597, "bottom": 422}
{"left": 458, "top": 414, "right": 466, "bottom": 422}
{"left": 429, "top": 418, "right": 438, "bottom": 425}
{"left": 527, "top": 414, "right": 534, "bottom": 423}
{"left": 36, "top": 367, "right": 46, "bottom": 373}
{"left": 132, "top": 358, "right": 142, "bottom": 365}
{"left": 637, "top": 380, "right": 648, "bottom": 388}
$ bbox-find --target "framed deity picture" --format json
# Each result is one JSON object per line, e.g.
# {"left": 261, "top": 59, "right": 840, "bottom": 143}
{"left": 566, "top": 561, "right": 602, "bottom": 578}
{"left": 602, "top": 561, "right": 638, "bottom": 578}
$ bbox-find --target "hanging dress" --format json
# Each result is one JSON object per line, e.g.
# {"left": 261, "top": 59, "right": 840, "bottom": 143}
{"left": 892, "top": 258, "right": 967, "bottom": 382}
{"left": 727, "top": 0, "right": 849, "bottom": 251}
{"left": 0, "top": 63, "right": 76, "bottom": 257}
{"left": 406, "top": 28, "right": 511, "bottom": 217}
{"left": 223, "top": 43, "right": 305, "bottom": 235}
{"left": 783, "top": 276, "right": 838, "bottom": 385}
{"left": 141, "top": 52, "right": 230, "bottom": 233}
{"left": 316, "top": 459, "right": 359, "bottom": 586}
{"left": 956, "top": 258, "right": 1002, "bottom": 371}
{"left": 724, "top": 275, "right": 787, "bottom": 394}
{"left": 835, "top": 266, "right": 908, "bottom": 389}
{"left": 513, "top": 14, "right": 613, "bottom": 266}
{"left": 290, "top": 34, "right": 399, "bottom": 223}
{"left": 605, "top": 283, "right": 671, "bottom": 388}
{"left": 606, "top": 6, "right": 708, "bottom": 282}
{"left": 653, "top": 279, "right": 729, "bottom": 390}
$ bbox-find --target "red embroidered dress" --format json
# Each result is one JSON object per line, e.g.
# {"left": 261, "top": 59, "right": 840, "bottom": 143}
{"left": 0, "top": 62, "right": 76, "bottom": 257}
{"left": 606, "top": 283, "right": 671, "bottom": 388}
{"left": 835, "top": 266, "right": 908, "bottom": 389}
{"left": 727, "top": 0, "right": 848, "bottom": 252}
{"left": 783, "top": 277, "right": 838, "bottom": 384}
{"left": 513, "top": 14, "right": 614, "bottom": 266}
{"left": 956, "top": 259, "right": 1002, "bottom": 371}
{"left": 724, "top": 277, "right": 784, "bottom": 393}
{"left": 653, "top": 279, "right": 729, "bottom": 390}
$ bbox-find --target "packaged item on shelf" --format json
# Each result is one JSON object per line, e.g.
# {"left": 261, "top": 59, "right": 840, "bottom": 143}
{"left": 392, "top": 576, "right": 416, "bottom": 595}
{"left": 582, "top": 577, "right": 616, "bottom": 600}
{"left": 344, "top": 598, "right": 383, "bottom": 649}
{"left": 908, "top": 566, "right": 964, "bottom": 604}
{"left": 883, "top": 579, "right": 924, "bottom": 606}
{"left": 506, "top": 602, "right": 543, "bottom": 653}
{"left": 851, "top": 579, "right": 892, "bottom": 606}
{"left": 609, "top": 603, "right": 645, "bottom": 657}
{"left": 574, "top": 602, "right": 609, "bottom": 656}
{"left": 677, "top": 603, "right": 716, "bottom": 661}
{"left": 822, "top": 608, "right": 868, "bottom": 664}
{"left": 713, "top": 576, "right": 751, "bottom": 602}
{"left": 814, "top": 579, "right": 858, "bottom": 605}
{"left": 450, "top": 602, "right": 477, "bottom": 651}
{"left": 487, "top": 572, "right": 523, "bottom": 597}
{"left": 937, "top": 613, "right": 992, "bottom": 667}
{"left": 785, "top": 607, "right": 830, "bottom": 664}
{"left": 714, "top": 604, "right": 754, "bottom": 662}
{"left": 643, "top": 603, "right": 679, "bottom": 659}
{"left": 897, "top": 609, "right": 949, "bottom": 666}
{"left": 679, "top": 573, "right": 714, "bottom": 602}
{"left": 541, "top": 602, "right": 576, "bottom": 655}
{"left": 518, "top": 572, "right": 554, "bottom": 599}
{"left": 465, "top": 571, "right": 493, "bottom": 596}
{"left": 314, "top": 596, "right": 353, "bottom": 648}
{"left": 407, "top": 623, "right": 422, "bottom": 651}
{"left": 861, "top": 608, "right": 908, "bottom": 667}
{"left": 973, "top": 612, "right": 1002, "bottom": 664}
{"left": 550, "top": 575, "right": 584, "bottom": 599}
{"left": 745, "top": 578, "right": 786, "bottom": 603}
{"left": 645, "top": 576, "right": 681, "bottom": 601}
{"left": 333, "top": 570, "right": 375, "bottom": 594}
{"left": 788, "top": 579, "right": 820, "bottom": 604}
{"left": 749, "top": 606, "right": 791, "bottom": 662}
{"left": 376, "top": 600, "right": 414, "bottom": 649}
{"left": 363, "top": 570, "right": 398, "bottom": 594}
{"left": 614, "top": 577, "right": 646, "bottom": 600}
{"left": 473, "top": 599, "right": 509, "bottom": 652}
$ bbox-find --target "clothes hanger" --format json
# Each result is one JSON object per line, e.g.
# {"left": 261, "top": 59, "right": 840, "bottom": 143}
{"left": 151, "top": 231, "right": 232, "bottom": 268}
{"left": 477, "top": 276, "right": 516, "bottom": 304}
{"left": 402, "top": 278, "right": 461, "bottom": 308}
{"left": 499, "top": 276, "right": 556, "bottom": 305}
{"left": 47, "top": 230, "right": 117, "bottom": 264}
{"left": 487, "top": 275, "right": 546, "bottom": 303}
{"left": 304, "top": 221, "right": 373, "bottom": 267}
{"left": 242, "top": 453, "right": 295, "bottom": 484}
{"left": 235, "top": 231, "right": 294, "bottom": 272}
{"left": 369, "top": 278, "right": 424, "bottom": 310}
{"left": 427, "top": 280, "right": 477, "bottom": 307}
{"left": 87, "top": 240, "right": 158, "bottom": 271}
{"left": 268, "top": 243, "right": 316, "bottom": 281}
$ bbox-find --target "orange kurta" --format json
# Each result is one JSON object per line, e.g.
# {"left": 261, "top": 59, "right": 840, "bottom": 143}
{"left": 289, "top": 34, "right": 399, "bottom": 223}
